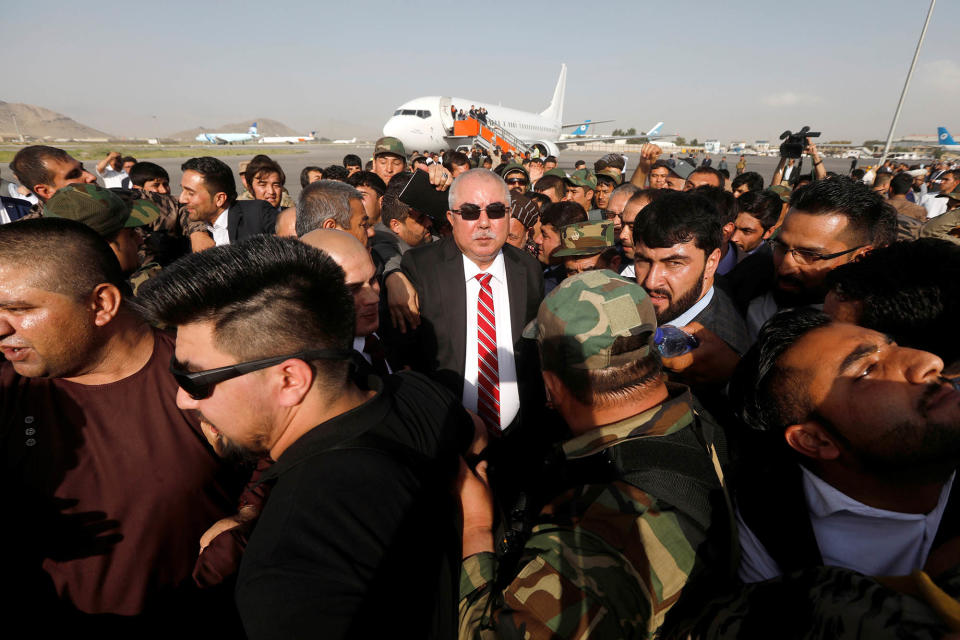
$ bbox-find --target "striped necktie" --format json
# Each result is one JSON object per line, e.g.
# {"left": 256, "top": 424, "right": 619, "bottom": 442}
{"left": 476, "top": 273, "right": 500, "bottom": 431}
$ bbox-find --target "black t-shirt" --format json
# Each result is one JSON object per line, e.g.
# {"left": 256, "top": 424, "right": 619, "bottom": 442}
{"left": 236, "top": 371, "right": 473, "bottom": 640}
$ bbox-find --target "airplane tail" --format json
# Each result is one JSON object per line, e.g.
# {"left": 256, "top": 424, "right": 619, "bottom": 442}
{"left": 249, "top": 122, "right": 259, "bottom": 136}
{"left": 939, "top": 127, "right": 957, "bottom": 146}
{"left": 572, "top": 120, "right": 591, "bottom": 136}
{"left": 540, "top": 64, "right": 566, "bottom": 124}
{"left": 646, "top": 122, "right": 664, "bottom": 137}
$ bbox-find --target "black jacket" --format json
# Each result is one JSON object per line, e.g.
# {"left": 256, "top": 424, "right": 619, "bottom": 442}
{"left": 227, "top": 199, "right": 277, "bottom": 243}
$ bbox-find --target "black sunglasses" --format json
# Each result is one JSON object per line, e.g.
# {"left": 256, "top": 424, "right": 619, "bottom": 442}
{"left": 170, "top": 348, "right": 353, "bottom": 400}
{"left": 451, "top": 202, "right": 508, "bottom": 220}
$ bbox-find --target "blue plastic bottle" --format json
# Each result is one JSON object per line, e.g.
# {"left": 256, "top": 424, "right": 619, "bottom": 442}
{"left": 654, "top": 326, "right": 699, "bottom": 358}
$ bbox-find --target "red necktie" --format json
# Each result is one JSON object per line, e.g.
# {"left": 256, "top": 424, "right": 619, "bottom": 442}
{"left": 476, "top": 273, "right": 500, "bottom": 431}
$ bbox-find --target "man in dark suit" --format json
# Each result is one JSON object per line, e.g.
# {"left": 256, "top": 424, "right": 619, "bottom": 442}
{"left": 721, "top": 189, "right": 782, "bottom": 314}
{"left": 179, "top": 156, "right": 276, "bottom": 246}
{"left": 400, "top": 169, "right": 544, "bottom": 435}
{"left": 632, "top": 191, "right": 750, "bottom": 411}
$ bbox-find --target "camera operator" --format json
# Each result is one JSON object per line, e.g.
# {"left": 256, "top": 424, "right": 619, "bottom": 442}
{"left": 771, "top": 128, "right": 827, "bottom": 188}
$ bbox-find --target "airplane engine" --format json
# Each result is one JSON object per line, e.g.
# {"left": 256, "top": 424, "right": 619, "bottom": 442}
{"left": 530, "top": 141, "right": 560, "bottom": 158}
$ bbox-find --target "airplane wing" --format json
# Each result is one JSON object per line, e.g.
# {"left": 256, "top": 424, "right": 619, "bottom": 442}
{"left": 561, "top": 119, "right": 614, "bottom": 129}
{"left": 555, "top": 133, "right": 675, "bottom": 148}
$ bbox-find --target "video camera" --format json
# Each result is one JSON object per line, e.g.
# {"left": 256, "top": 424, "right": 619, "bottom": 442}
{"left": 779, "top": 126, "right": 820, "bottom": 159}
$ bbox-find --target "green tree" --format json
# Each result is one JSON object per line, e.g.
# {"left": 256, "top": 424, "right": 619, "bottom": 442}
{"left": 675, "top": 136, "right": 687, "bottom": 146}
{"left": 689, "top": 138, "right": 699, "bottom": 146}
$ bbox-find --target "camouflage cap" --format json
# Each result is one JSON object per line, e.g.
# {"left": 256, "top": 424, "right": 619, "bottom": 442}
{"left": 374, "top": 136, "right": 406, "bottom": 159}
{"left": 566, "top": 168, "right": 598, "bottom": 190}
{"left": 45, "top": 183, "right": 159, "bottom": 237}
{"left": 768, "top": 184, "right": 792, "bottom": 203}
{"left": 523, "top": 269, "right": 657, "bottom": 371}
{"left": 543, "top": 168, "right": 567, "bottom": 179}
{"left": 596, "top": 166, "right": 623, "bottom": 186}
{"left": 553, "top": 221, "right": 615, "bottom": 257}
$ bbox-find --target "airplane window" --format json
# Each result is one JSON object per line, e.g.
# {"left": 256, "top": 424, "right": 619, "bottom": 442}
{"left": 401, "top": 109, "right": 416, "bottom": 115}
{"left": 416, "top": 110, "right": 431, "bottom": 118}
{"left": 394, "top": 110, "right": 402, "bottom": 115}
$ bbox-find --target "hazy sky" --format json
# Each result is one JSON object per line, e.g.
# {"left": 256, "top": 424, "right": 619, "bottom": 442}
{"left": 4, "top": 0, "right": 957, "bottom": 143}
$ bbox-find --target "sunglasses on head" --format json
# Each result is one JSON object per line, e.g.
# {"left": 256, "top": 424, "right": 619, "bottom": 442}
{"left": 170, "top": 348, "right": 353, "bottom": 400}
{"left": 451, "top": 202, "right": 508, "bottom": 220}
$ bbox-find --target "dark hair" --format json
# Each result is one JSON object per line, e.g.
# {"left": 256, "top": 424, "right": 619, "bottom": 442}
{"left": 594, "top": 153, "right": 626, "bottom": 173}
{"left": 688, "top": 167, "right": 724, "bottom": 188}
{"left": 731, "top": 171, "right": 764, "bottom": 193}
{"left": 322, "top": 165, "right": 349, "bottom": 182}
{"left": 300, "top": 166, "right": 323, "bottom": 188}
{"left": 691, "top": 185, "right": 738, "bottom": 226}
{"left": 574, "top": 160, "right": 586, "bottom": 169}
{"left": 0, "top": 217, "right": 125, "bottom": 299}
{"left": 443, "top": 151, "right": 470, "bottom": 173}
{"left": 632, "top": 191, "right": 722, "bottom": 257}
{"left": 789, "top": 177, "right": 896, "bottom": 247}
{"left": 737, "top": 190, "right": 782, "bottom": 230}
{"left": 546, "top": 332, "right": 663, "bottom": 406}
{"left": 381, "top": 171, "right": 415, "bottom": 227}
{"left": 851, "top": 168, "right": 865, "bottom": 181}
{"left": 544, "top": 155, "right": 558, "bottom": 164}
{"left": 137, "top": 235, "right": 354, "bottom": 385}
{"left": 825, "top": 238, "right": 960, "bottom": 363}
{"left": 296, "top": 180, "right": 363, "bottom": 236}
{"left": 11, "top": 145, "right": 72, "bottom": 193}
{"left": 120, "top": 156, "right": 137, "bottom": 166}
{"left": 128, "top": 162, "right": 169, "bottom": 187}
{"left": 527, "top": 191, "right": 552, "bottom": 209}
{"left": 540, "top": 201, "right": 587, "bottom": 229}
{"left": 181, "top": 157, "right": 237, "bottom": 203}
{"left": 346, "top": 170, "right": 386, "bottom": 197}
{"left": 730, "top": 307, "right": 832, "bottom": 433}
{"left": 245, "top": 157, "right": 286, "bottom": 190}
{"left": 889, "top": 172, "right": 913, "bottom": 196}
{"left": 342, "top": 154, "right": 362, "bottom": 169}
{"left": 533, "top": 175, "right": 567, "bottom": 199}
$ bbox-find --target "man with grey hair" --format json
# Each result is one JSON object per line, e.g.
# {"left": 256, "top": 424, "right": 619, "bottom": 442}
{"left": 295, "top": 179, "right": 371, "bottom": 247}
{"left": 400, "top": 169, "right": 544, "bottom": 436}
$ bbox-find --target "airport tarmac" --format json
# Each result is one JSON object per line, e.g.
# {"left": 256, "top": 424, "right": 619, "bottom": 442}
{"left": 5, "top": 143, "right": 878, "bottom": 201}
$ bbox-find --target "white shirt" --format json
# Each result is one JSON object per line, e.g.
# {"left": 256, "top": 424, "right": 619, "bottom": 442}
{"left": 666, "top": 286, "right": 714, "bottom": 329}
{"left": 620, "top": 263, "right": 636, "bottom": 279}
{"left": 209, "top": 208, "right": 230, "bottom": 246}
{"left": 97, "top": 166, "right": 129, "bottom": 189}
{"left": 737, "top": 467, "right": 955, "bottom": 582}
{"left": 352, "top": 334, "right": 393, "bottom": 374}
{"left": 461, "top": 252, "right": 520, "bottom": 431}
{"left": 925, "top": 195, "right": 948, "bottom": 220}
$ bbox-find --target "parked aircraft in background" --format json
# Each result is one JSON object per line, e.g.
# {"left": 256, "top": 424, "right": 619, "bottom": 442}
{"left": 382, "top": 65, "right": 673, "bottom": 156}
{"left": 333, "top": 137, "right": 357, "bottom": 144}
{"left": 195, "top": 123, "right": 259, "bottom": 144}
{"left": 938, "top": 127, "right": 960, "bottom": 151}
{"left": 259, "top": 131, "right": 316, "bottom": 144}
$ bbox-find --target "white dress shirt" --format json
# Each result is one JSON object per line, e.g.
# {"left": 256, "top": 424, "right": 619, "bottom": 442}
{"left": 737, "top": 467, "right": 955, "bottom": 582}
{"left": 209, "top": 208, "right": 230, "bottom": 246}
{"left": 665, "top": 286, "right": 714, "bottom": 329}
{"left": 97, "top": 166, "right": 129, "bottom": 189}
{"left": 461, "top": 252, "right": 520, "bottom": 431}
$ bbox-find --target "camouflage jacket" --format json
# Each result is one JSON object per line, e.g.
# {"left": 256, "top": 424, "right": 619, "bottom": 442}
{"left": 921, "top": 208, "right": 960, "bottom": 245}
{"left": 459, "top": 386, "right": 730, "bottom": 639}
{"left": 110, "top": 189, "right": 208, "bottom": 237}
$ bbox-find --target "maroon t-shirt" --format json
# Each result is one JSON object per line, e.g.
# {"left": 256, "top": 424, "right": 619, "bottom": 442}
{"left": 1, "top": 329, "right": 241, "bottom": 616}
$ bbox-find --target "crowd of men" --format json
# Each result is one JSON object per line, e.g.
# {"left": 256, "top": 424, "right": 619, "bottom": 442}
{"left": 1, "top": 133, "right": 960, "bottom": 639}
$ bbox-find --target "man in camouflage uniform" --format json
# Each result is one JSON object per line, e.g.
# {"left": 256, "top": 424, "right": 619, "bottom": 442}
{"left": 43, "top": 183, "right": 163, "bottom": 294}
{"left": 458, "top": 270, "right": 734, "bottom": 639}
{"left": 921, "top": 186, "right": 960, "bottom": 245}
{"left": 553, "top": 220, "right": 621, "bottom": 278}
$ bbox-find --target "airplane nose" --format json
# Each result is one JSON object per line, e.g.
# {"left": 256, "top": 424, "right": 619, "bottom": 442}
{"left": 382, "top": 118, "right": 403, "bottom": 139}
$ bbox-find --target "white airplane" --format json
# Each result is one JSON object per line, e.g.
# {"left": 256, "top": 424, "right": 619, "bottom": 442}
{"left": 333, "top": 137, "right": 357, "bottom": 144}
{"left": 382, "top": 65, "right": 670, "bottom": 156}
{"left": 195, "top": 123, "right": 259, "bottom": 144}
{"left": 938, "top": 127, "right": 960, "bottom": 151}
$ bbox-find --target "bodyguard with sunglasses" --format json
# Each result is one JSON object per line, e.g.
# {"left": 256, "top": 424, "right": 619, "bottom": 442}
{"left": 746, "top": 178, "right": 897, "bottom": 339}
{"left": 139, "top": 235, "right": 474, "bottom": 639}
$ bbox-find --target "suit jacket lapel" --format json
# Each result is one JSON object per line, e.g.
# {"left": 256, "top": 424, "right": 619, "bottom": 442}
{"left": 227, "top": 203, "right": 241, "bottom": 243}
{"left": 503, "top": 248, "right": 526, "bottom": 345}
{"left": 442, "top": 239, "right": 468, "bottom": 383}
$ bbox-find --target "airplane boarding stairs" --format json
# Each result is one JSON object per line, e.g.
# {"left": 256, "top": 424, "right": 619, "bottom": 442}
{"left": 445, "top": 117, "right": 532, "bottom": 157}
